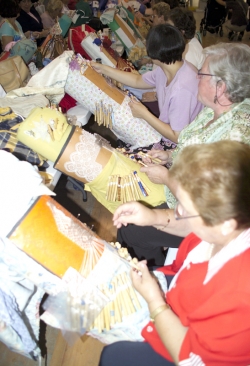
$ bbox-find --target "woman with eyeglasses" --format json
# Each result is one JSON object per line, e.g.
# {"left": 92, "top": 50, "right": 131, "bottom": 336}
{"left": 116, "top": 42, "right": 250, "bottom": 267}
{"left": 100, "top": 140, "right": 250, "bottom": 366}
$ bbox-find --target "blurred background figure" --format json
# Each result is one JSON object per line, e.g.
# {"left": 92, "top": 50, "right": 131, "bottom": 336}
{"left": 17, "top": 0, "right": 49, "bottom": 46}
{"left": 216, "top": 0, "right": 248, "bottom": 41}
{"left": 41, "top": 0, "right": 63, "bottom": 29}
{"left": 166, "top": 7, "right": 205, "bottom": 69}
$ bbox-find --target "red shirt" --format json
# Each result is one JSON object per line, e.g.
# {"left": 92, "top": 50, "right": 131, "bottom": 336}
{"left": 142, "top": 232, "right": 250, "bottom": 365}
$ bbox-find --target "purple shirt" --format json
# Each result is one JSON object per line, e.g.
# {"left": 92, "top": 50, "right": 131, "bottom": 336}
{"left": 142, "top": 60, "right": 203, "bottom": 144}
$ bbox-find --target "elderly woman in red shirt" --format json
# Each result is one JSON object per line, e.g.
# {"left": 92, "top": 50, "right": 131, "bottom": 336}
{"left": 99, "top": 140, "right": 250, "bottom": 366}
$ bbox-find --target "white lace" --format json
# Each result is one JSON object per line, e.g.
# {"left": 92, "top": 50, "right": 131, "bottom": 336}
{"left": 64, "top": 130, "right": 103, "bottom": 181}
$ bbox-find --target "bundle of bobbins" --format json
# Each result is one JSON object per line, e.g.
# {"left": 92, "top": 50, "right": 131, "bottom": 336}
{"left": 106, "top": 170, "right": 150, "bottom": 203}
{"left": 90, "top": 270, "right": 142, "bottom": 333}
{"left": 94, "top": 101, "right": 113, "bottom": 128}
{"left": 109, "top": 241, "right": 140, "bottom": 271}
{"left": 88, "top": 239, "right": 143, "bottom": 334}
{"left": 44, "top": 105, "right": 64, "bottom": 142}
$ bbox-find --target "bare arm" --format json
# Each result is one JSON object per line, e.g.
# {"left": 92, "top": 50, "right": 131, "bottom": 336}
{"left": 91, "top": 61, "right": 153, "bottom": 89}
{"left": 140, "top": 163, "right": 178, "bottom": 199}
{"left": 113, "top": 202, "right": 191, "bottom": 237}
{"left": 1, "top": 35, "right": 14, "bottom": 50}
{"left": 129, "top": 99, "right": 180, "bottom": 143}
{"left": 132, "top": 262, "right": 188, "bottom": 364}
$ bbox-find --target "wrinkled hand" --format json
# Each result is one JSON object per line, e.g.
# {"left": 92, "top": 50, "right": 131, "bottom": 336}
{"left": 142, "top": 91, "right": 157, "bottom": 103}
{"left": 141, "top": 149, "right": 172, "bottom": 165}
{"left": 140, "top": 164, "right": 169, "bottom": 185}
{"left": 113, "top": 201, "right": 155, "bottom": 228}
{"left": 128, "top": 98, "right": 148, "bottom": 119}
{"left": 131, "top": 261, "right": 165, "bottom": 304}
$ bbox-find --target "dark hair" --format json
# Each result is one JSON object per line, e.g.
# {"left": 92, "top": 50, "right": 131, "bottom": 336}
{"left": 0, "top": 0, "right": 20, "bottom": 18}
{"left": 166, "top": 7, "right": 196, "bottom": 39}
{"left": 146, "top": 24, "right": 185, "bottom": 64}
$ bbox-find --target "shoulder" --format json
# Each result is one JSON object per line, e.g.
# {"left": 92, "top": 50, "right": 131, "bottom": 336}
{"left": 31, "top": 6, "right": 42, "bottom": 20}
{"left": 0, "top": 21, "right": 13, "bottom": 36}
{"left": 180, "top": 60, "right": 198, "bottom": 75}
{"left": 16, "top": 21, "right": 22, "bottom": 31}
{"left": 16, "top": 9, "right": 27, "bottom": 21}
{"left": 174, "top": 61, "right": 199, "bottom": 90}
{"left": 142, "top": 66, "right": 163, "bottom": 81}
{"left": 232, "top": 99, "right": 250, "bottom": 120}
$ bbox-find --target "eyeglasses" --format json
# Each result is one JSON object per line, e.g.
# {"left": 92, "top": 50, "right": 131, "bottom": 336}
{"left": 197, "top": 70, "right": 218, "bottom": 79}
{"left": 174, "top": 201, "right": 200, "bottom": 220}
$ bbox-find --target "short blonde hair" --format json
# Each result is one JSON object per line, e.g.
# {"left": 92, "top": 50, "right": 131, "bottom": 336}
{"left": 169, "top": 140, "right": 250, "bottom": 228}
{"left": 47, "top": 0, "right": 63, "bottom": 15}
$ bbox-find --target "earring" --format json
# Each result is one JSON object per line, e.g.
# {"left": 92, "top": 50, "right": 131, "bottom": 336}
{"left": 214, "top": 95, "right": 217, "bottom": 104}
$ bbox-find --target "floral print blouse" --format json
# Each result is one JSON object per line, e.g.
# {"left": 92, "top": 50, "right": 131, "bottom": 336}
{"left": 165, "top": 98, "right": 250, "bottom": 208}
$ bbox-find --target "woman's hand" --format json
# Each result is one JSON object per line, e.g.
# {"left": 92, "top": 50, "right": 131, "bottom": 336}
{"left": 113, "top": 201, "right": 155, "bottom": 228}
{"left": 142, "top": 149, "right": 173, "bottom": 165}
{"left": 142, "top": 91, "right": 157, "bottom": 103}
{"left": 131, "top": 261, "right": 165, "bottom": 304}
{"left": 40, "top": 29, "right": 49, "bottom": 38}
{"left": 140, "top": 164, "right": 169, "bottom": 185}
{"left": 91, "top": 61, "right": 107, "bottom": 75}
{"left": 32, "top": 31, "right": 40, "bottom": 39}
{"left": 128, "top": 98, "right": 149, "bottom": 119}
{"left": 24, "top": 30, "right": 31, "bottom": 39}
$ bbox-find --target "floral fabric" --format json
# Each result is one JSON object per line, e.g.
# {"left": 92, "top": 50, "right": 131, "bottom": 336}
{"left": 166, "top": 98, "right": 250, "bottom": 208}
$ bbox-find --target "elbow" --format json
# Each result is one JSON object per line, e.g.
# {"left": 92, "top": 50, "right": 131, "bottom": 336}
{"left": 171, "top": 131, "right": 180, "bottom": 144}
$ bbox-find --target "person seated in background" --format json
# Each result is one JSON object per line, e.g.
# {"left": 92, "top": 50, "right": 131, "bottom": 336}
{"left": 149, "top": 2, "right": 170, "bottom": 26}
{"left": 145, "top": 0, "right": 179, "bottom": 15}
{"left": 41, "top": 0, "right": 63, "bottom": 29}
{"left": 166, "top": 7, "right": 205, "bottom": 70}
{"left": 92, "top": 24, "right": 203, "bottom": 153}
{"left": 141, "top": 5, "right": 205, "bottom": 104}
{"left": 17, "top": 0, "right": 49, "bottom": 46}
{"left": 0, "top": 0, "right": 28, "bottom": 50}
{"left": 216, "top": 0, "right": 248, "bottom": 41}
{"left": 136, "top": 2, "right": 170, "bottom": 73}
{"left": 100, "top": 140, "right": 250, "bottom": 366}
{"left": 116, "top": 42, "right": 250, "bottom": 266}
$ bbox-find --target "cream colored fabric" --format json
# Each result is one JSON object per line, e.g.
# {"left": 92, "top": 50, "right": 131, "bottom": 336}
{"left": 0, "top": 94, "right": 49, "bottom": 118}
{"left": 7, "top": 51, "right": 73, "bottom": 103}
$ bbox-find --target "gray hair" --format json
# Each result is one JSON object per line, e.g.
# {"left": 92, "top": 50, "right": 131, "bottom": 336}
{"left": 203, "top": 43, "right": 250, "bottom": 103}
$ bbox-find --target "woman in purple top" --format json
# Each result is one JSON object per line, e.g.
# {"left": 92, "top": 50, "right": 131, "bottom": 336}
{"left": 92, "top": 24, "right": 203, "bottom": 151}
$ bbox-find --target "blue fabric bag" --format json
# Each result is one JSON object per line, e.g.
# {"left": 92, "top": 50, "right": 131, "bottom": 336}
{"left": 10, "top": 38, "right": 37, "bottom": 64}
